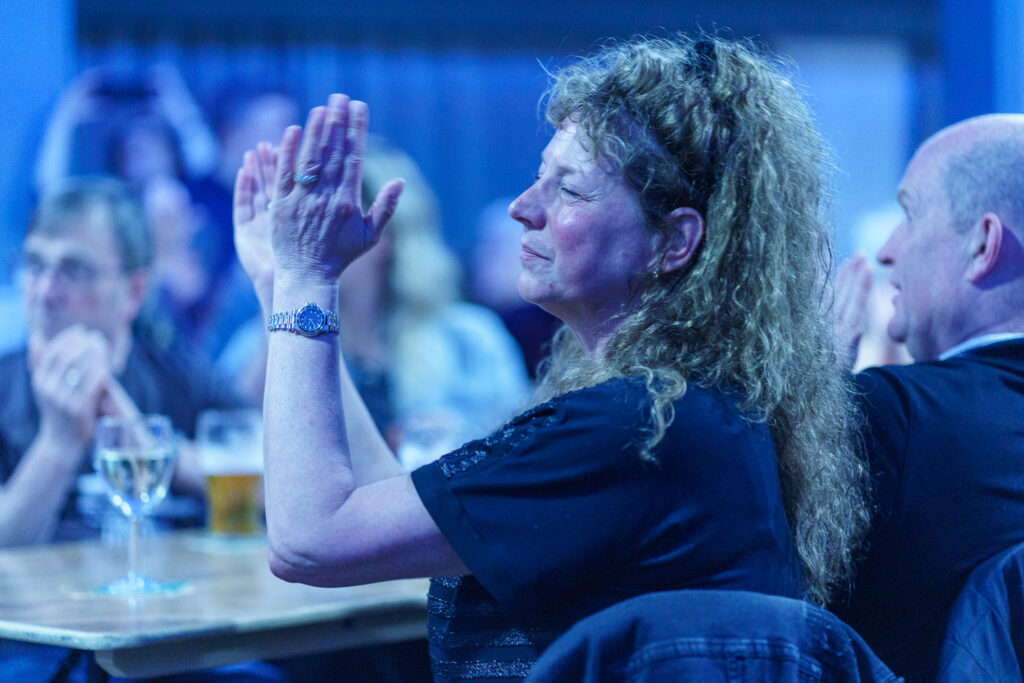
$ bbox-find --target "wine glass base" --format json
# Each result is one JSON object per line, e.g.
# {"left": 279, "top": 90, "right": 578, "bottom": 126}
{"left": 92, "top": 574, "right": 189, "bottom": 596}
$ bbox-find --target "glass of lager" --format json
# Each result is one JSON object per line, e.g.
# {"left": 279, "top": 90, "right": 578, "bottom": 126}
{"left": 196, "top": 409, "right": 264, "bottom": 537}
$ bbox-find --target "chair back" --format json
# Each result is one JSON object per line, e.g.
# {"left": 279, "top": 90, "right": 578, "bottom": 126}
{"left": 526, "top": 589, "right": 900, "bottom": 682}
{"left": 936, "top": 540, "right": 1024, "bottom": 682}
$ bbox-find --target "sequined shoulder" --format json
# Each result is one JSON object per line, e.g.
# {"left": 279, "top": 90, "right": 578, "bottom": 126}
{"left": 435, "top": 399, "right": 562, "bottom": 479}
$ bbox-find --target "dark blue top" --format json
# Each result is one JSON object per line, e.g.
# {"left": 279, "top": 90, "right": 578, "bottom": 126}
{"left": 833, "top": 339, "right": 1024, "bottom": 682}
{"left": 411, "top": 377, "right": 803, "bottom": 681}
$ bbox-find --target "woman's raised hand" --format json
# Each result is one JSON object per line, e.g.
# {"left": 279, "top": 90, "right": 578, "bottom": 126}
{"left": 269, "top": 94, "right": 404, "bottom": 286}
{"left": 233, "top": 141, "right": 278, "bottom": 314}
{"left": 233, "top": 94, "right": 404, "bottom": 312}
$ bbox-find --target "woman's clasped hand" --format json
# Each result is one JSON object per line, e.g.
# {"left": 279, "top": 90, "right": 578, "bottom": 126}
{"left": 233, "top": 94, "right": 404, "bottom": 307}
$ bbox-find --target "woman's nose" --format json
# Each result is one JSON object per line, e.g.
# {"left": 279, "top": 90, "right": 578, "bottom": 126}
{"left": 509, "top": 185, "right": 543, "bottom": 231}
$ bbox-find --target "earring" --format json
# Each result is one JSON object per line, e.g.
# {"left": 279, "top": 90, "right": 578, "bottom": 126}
{"left": 652, "top": 266, "right": 661, "bottom": 280}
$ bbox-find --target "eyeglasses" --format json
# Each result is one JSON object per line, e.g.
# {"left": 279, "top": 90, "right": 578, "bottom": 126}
{"left": 17, "top": 253, "right": 120, "bottom": 288}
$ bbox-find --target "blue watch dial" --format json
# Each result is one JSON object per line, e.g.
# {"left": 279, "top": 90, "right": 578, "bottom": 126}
{"left": 295, "top": 304, "right": 326, "bottom": 336}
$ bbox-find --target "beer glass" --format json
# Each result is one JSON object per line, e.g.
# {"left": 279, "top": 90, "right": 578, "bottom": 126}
{"left": 196, "top": 409, "right": 264, "bottom": 537}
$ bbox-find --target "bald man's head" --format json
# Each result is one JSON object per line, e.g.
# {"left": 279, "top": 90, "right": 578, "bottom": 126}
{"left": 879, "top": 114, "right": 1024, "bottom": 360}
{"left": 922, "top": 114, "right": 1024, "bottom": 236}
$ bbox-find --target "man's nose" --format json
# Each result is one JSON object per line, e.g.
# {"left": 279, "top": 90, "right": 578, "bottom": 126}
{"left": 876, "top": 226, "right": 902, "bottom": 266}
{"left": 31, "top": 267, "right": 66, "bottom": 302}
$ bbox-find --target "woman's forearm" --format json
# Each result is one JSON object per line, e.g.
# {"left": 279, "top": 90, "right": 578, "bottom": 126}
{"left": 263, "top": 279, "right": 355, "bottom": 549}
{"left": 338, "top": 358, "right": 404, "bottom": 482}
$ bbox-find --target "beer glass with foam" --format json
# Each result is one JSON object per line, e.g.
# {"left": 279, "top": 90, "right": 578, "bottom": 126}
{"left": 196, "top": 409, "right": 264, "bottom": 536}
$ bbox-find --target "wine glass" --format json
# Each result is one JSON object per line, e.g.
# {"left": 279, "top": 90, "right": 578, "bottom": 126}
{"left": 92, "top": 414, "right": 184, "bottom": 595}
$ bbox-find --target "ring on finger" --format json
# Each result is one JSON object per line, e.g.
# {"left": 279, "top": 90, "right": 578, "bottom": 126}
{"left": 293, "top": 172, "right": 320, "bottom": 186}
{"left": 64, "top": 367, "right": 82, "bottom": 390}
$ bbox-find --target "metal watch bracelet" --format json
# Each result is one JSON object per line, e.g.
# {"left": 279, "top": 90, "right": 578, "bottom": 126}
{"left": 267, "top": 302, "right": 339, "bottom": 337}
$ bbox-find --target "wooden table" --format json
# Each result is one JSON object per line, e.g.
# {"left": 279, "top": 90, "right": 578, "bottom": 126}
{"left": 0, "top": 531, "right": 429, "bottom": 677}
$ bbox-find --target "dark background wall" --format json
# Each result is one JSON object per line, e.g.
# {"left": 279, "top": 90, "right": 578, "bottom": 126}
{"left": 2, "top": 0, "right": 1020, "bottom": 285}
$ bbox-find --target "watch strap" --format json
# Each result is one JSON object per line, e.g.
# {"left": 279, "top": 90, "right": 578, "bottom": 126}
{"left": 267, "top": 302, "right": 339, "bottom": 336}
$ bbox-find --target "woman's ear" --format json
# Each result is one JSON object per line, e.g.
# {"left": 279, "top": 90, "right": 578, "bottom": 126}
{"left": 658, "top": 207, "right": 704, "bottom": 274}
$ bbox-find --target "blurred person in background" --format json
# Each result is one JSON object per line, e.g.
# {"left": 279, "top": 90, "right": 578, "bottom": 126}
{"left": 34, "top": 64, "right": 217, "bottom": 196}
{"left": 137, "top": 174, "right": 213, "bottom": 352}
{"left": 842, "top": 203, "right": 913, "bottom": 371}
{"left": 0, "top": 177, "right": 245, "bottom": 548}
{"left": 188, "top": 86, "right": 302, "bottom": 359}
{"left": 361, "top": 139, "right": 531, "bottom": 465}
{"left": 33, "top": 63, "right": 239, "bottom": 360}
{"left": 0, "top": 174, "right": 276, "bottom": 683}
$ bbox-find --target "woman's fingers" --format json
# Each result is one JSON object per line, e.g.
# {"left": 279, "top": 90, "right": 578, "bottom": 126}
{"left": 233, "top": 152, "right": 256, "bottom": 224}
{"left": 293, "top": 106, "right": 327, "bottom": 190}
{"left": 255, "top": 142, "right": 277, "bottom": 205}
{"left": 265, "top": 94, "right": 399, "bottom": 273}
{"left": 339, "top": 100, "right": 369, "bottom": 202}
{"left": 320, "top": 94, "right": 349, "bottom": 188}
{"left": 276, "top": 125, "right": 303, "bottom": 198}
{"left": 366, "top": 178, "right": 406, "bottom": 237}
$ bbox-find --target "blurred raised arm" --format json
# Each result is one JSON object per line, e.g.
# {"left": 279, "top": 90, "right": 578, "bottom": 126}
{"left": 833, "top": 252, "right": 873, "bottom": 374}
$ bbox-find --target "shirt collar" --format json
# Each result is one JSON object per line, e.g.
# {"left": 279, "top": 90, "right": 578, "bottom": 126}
{"left": 938, "top": 332, "right": 1024, "bottom": 361}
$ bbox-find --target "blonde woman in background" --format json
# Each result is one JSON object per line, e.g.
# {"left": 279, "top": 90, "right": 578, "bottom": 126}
{"left": 222, "top": 139, "right": 530, "bottom": 468}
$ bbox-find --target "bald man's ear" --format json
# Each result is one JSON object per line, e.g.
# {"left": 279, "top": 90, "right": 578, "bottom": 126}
{"left": 966, "top": 212, "right": 1003, "bottom": 283}
{"left": 658, "top": 207, "right": 705, "bottom": 275}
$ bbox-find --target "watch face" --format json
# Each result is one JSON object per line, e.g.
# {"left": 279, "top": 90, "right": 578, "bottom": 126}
{"left": 295, "top": 304, "right": 326, "bottom": 336}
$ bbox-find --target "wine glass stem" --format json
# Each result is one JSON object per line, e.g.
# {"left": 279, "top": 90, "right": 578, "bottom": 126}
{"left": 128, "top": 515, "right": 141, "bottom": 586}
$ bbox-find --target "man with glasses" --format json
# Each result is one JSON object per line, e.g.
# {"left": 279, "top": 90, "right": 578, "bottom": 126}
{"left": 0, "top": 176, "right": 244, "bottom": 547}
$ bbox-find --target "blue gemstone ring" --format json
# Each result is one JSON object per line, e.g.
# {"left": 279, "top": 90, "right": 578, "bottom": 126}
{"left": 293, "top": 173, "right": 320, "bottom": 186}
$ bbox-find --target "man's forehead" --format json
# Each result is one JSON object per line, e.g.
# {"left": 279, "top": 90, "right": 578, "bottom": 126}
{"left": 24, "top": 213, "right": 120, "bottom": 263}
{"left": 898, "top": 143, "right": 948, "bottom": 204}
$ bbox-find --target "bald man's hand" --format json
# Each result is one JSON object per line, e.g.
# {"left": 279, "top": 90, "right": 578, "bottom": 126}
{"left": 834, "top": 252, "right": 873, "bottom": 374}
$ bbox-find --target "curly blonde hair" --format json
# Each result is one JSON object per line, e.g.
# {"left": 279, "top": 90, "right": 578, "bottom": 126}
{"left": 533, "top": 34, "right": 869, "bottom": 606}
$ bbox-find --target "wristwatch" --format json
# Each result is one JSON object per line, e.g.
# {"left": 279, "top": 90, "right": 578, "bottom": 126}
{"left": 267, "top": 302, "right": 340, "bottom": 337}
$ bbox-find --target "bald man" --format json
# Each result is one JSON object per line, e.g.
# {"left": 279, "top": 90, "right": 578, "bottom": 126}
{"left": 833, "top": 114, "right": 1024, "bottom": 681}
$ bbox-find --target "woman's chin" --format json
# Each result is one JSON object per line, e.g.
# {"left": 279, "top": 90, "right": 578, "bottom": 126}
{"left": 517, "top": 282, "right": 554, "bottom": 311}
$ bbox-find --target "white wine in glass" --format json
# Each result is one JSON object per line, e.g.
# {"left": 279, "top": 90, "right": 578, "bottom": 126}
{"left": 93, "top": 414, "right": 184, "bottom": 595}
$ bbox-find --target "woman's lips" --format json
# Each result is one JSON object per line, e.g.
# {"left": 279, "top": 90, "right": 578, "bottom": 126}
{"left": 520, "top": 243, "right": 547, "bottom": 260}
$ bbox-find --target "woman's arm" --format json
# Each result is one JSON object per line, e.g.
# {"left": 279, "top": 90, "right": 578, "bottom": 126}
{"left": 234, "top": 95, "right": 466, "bottom": 585}
{"left": 234, "top": 140, "right": 402, "bottom": 484}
